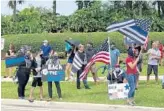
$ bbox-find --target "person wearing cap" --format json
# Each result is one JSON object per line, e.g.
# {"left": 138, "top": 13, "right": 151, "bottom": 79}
{"left": 40, "top": 40, "right": 52, "bottom": 64}
{"left": 125, "top": 47, "right": 140, "bottom": 106}
{"left": 110, "top": 43, "right": 120, "bottom": 68}
{"left": 107, "top": 64, "right": 126, "bottom": 83}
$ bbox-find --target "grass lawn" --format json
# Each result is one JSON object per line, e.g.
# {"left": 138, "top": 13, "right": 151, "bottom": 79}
{"left": 1, "top": 81, "right": 164, "bottom": 108}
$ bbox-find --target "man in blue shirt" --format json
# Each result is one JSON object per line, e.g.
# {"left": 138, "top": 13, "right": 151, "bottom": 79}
{"left": 110, "top": 43, "right": 120, "bottom": 68}
{"left": 40, "top": 40, "right": 52, "bottom": 62}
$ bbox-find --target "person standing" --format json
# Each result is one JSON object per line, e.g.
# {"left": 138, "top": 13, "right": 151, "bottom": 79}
{"left": 147, "top": 42, "right": 161, "bottom": 83}
{"left": 110, "top": 43, "right": 120, "bottom": 68}
{"left": 65, "top": 46, "right": 76, "bottom": 81}
{"left": 4, "top": 43, "right": 16, "bottom": 78}
{"left": 86, "top": 42, "right": 100, "bottom": 83}
{"left": 125, "top": 47, "right": 140, "bottom": 106}
{"left": 40, "top": 40, "right": 52, "bottom": 64}
{"left": 76, "top": 44, "right": 90, "bottom": 89}
{"left": 46, "top": 50, "right": 62, "bottom": 101}
{"left": 28, "top": 51, "right": 44, "bottom": 102}
{"left": 17, "top": 46, "right": 33, "bottom": 99}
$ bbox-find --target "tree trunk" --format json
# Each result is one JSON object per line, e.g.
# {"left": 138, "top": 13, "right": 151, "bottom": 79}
{"left": 139, "top": 2, "right": 143, "bottom": 17}
{"left": 13, "top": 0, "right": 16, "bottom": 22}
{"left": 126, "top": 1, "right": 132, "bottom": 9}
{"left": 53, "top": 0, "right": 56, "bottom": 15}
{"left": 157, "top": 1, "right": 161, "bottom": 17}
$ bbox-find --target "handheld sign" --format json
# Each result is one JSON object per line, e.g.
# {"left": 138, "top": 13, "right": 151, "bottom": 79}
{"left": 42, "top": 64, "right": 65, "bottom": 82}
{"left": 1, "top": 38, "right": 5, "bottom": 50}
{"left": 108, "top": 83, "right": 129, "bottom": 100}
{"left": 5, "top": 56, "right": 25, "bottom": 68}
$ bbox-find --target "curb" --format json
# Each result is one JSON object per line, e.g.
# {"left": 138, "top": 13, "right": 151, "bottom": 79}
{"left": 2, "top": 99, "right": 164, "bottom": 111}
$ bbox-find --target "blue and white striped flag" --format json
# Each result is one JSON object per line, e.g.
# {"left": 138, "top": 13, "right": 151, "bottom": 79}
{"left": 106, "top": 19, "right": 136, "bottom": 33}
{"left": 106, "top": 19, "right": 152, "bottom": 45}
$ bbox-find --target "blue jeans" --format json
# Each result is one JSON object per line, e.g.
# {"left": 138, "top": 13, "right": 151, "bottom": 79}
{"left": 126, "top": 74, "right": 136, "bottom": 98}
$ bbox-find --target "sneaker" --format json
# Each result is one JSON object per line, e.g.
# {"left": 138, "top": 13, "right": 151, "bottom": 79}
{"left": 127, "top": 101, "right": 134, "bottom": 106}
{"left": 132, "top": 101, "right": 136, "bottom": 105}
{"left": 77, "top": 87, "right": 81, "bottom": 89}
{"left": 85, "top": 86, "right": 91, "bottom": 89}
{"left": 4, "top": 76, "right": 8, "bottom": 78}
{"left": 47, "top": 98, "right": 52, "bottom": 102}
{"left": 28, "top": 99, "right": 34, "bottom": 103}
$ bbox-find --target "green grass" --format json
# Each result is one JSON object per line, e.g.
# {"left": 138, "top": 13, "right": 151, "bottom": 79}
{"left": 1, "top": 81, "right": 164, "bottom": 107}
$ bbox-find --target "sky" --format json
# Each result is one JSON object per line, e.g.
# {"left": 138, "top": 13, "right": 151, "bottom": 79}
{"left": 1, "top": 0, "right": 78, "bottom": 16}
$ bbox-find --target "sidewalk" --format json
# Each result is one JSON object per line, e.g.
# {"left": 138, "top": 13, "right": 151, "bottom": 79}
{"left": 1, "top": 76, "right": 163, "bottom": 82}
{"left": 1, "top": 99, "right": 164, "bottom": 111}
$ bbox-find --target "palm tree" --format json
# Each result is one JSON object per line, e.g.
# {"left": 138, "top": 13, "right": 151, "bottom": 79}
{"left": 153, "top": 0, "right": 164, "bottom": 18}
{"left": 53, "top": 0, "right": 56, "bottom": 15}
{"left": 8, "top": 0, "right": 24, "bottom": 22}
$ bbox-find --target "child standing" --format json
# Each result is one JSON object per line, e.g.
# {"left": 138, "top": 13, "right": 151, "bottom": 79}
{"left": 29, "top": 51, "right": 43, "bottom": 102}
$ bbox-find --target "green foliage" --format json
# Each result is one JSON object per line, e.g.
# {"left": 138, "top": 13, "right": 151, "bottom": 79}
{"left": 2, "top": 32, "right": 164, "bottom": 54}
{"left": 2, "top": 1, "right": 164, "bottom": 35}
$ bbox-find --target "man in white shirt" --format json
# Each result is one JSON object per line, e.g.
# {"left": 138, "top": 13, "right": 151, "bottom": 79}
{"left": 147, "top": 42, "right": 161, "bottom": 83}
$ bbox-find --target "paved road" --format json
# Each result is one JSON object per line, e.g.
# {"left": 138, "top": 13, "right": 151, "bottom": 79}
{"left": 1, "top": 76, "right": 163, "bottom": 82}
{"left": 1, "top": 99, "right": 164, "bottom": 111}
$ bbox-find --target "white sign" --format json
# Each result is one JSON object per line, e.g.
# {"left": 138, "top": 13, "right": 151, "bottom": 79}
{"left": 108, "top": 83, "right": 129, "bottom": 100}
{"left": 1, "top": 38, "right": 5, "bottom": 50}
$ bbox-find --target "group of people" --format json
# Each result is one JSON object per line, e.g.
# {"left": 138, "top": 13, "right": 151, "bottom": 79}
{"left": 4, "top": 38, "right": 163, "bottom": 105}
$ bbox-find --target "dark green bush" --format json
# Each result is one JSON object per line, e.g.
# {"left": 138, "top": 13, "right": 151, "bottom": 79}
{"left": 2, "top": 32, "right": 164, "bottom": 53}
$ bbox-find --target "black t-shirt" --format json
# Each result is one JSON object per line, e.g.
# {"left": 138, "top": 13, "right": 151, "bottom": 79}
{"left": 78, "top": 51, "right": 85, "bottom": 61}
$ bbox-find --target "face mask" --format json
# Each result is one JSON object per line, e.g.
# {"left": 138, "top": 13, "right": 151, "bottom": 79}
{"left": 43, "top": 43, "right": 47, "bottom": 46}
{"left": 115, "top": 68, "right": 120, "bottom": 72}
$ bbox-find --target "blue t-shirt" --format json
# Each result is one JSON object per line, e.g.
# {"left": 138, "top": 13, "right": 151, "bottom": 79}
{"left": 40, "top": 45, "right": 52, "bottom": 57}
{"left": 110, "top": 49, "right": 120, "bottom": 67}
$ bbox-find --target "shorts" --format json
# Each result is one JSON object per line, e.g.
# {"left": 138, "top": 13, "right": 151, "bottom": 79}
{"left": 147, "top": 65, "right": 158, "bottom": 76}
{"left": 31, "top": 77, "right": 42, "bottom": 87}
{"left": 68, "top": 58, "right": 73, "bottom": 63}
{"left": 90, "top": 64, "right": 96, "bottom": 74}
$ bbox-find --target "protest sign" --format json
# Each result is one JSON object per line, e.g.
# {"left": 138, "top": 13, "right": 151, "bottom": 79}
{"left": 5, "top": 56, "right": 25, "bottom": 68}
{"left": 108, "top": 83, "right": 129, "bottom": 100}
{"left": 42, "top": 64, "right": 65, "bottom": 82}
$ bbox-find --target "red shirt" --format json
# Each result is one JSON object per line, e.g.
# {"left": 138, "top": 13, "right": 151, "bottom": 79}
{"left": 126, "top": 56, "right": 137, "bottom": 75}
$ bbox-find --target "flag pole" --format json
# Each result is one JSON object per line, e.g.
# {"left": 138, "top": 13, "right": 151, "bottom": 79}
{"left": 108, "top": 37, "right": 112, "bottom": 83}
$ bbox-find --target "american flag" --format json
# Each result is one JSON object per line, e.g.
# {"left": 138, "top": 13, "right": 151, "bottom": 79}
{"left": 107, "top": 19, "right": 152, "bottom": 46}
{"left": 71, "top": 52, "right": 85, "bottom": 76}
{"left": 80, "top": 39, "right": 110, "bottom": 80}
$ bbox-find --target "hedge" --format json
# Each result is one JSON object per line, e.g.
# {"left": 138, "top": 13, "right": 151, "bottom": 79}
{"left": 2, "top": 32, "right": 164, "bottom": 53}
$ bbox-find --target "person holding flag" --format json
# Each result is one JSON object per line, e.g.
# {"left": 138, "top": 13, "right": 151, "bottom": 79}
{"left": 85, "top": 42, "right": 100, "bottom": 84}
{"left": 125, "top": 47, "right": 141, "bottom": 106}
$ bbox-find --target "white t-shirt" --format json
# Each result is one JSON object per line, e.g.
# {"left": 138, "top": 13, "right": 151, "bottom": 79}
{"left": 148, "top": 48, "right": 161, "bottom": 65}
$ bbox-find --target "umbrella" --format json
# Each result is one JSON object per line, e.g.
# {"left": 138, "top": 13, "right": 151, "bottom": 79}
{"left": 65, "top": 39, "right": 80, "bottom": 47}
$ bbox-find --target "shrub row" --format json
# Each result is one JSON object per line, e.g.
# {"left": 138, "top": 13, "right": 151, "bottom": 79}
{"left": 2, "top": 32, "right": 164, "bottom": 53}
